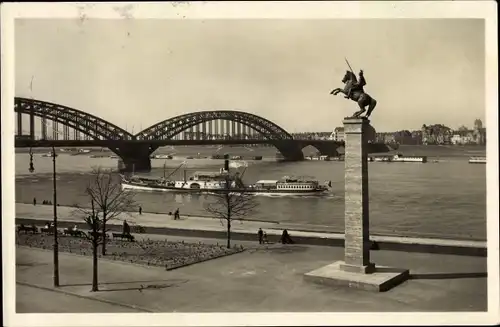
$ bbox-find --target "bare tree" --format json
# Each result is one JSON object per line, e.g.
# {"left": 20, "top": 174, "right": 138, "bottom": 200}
{"left": 204, "top": 173, "right": 258, "bottom": 248}
{"left": 72, "top": 168, "right": 136, "bottom": 291}
{"left": 84, "top": 167, "right": 136, "bottom": 255}
{"left": 72, "top": 198, "right": 103, "bottom": 291}
{"left": 88, "top": 200, "right": 100, "bottom": 291}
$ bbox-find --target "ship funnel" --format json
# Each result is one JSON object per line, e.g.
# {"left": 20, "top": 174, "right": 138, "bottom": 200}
{"left": 224, "top": 153, "right": 229, "bottom": 171}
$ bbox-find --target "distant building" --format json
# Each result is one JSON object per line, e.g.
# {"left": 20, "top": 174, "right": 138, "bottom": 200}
{"left": 451, "top": 131, "right": 474, "bottom": 145}
{"left": 330, "top": 127, "right": 345, "bottom": 142}
{"left": 374, "top": 132, "right": 393, "bottom": 144}
{"left": 449, "top": 119, "right": 486, "bottom": 145}
{"left": 393, "top": 130, "right": 413, "bottom": 145}
{"left": 411, "top": 130, "right": 423, "bottom": 145}
{"left": 473, "top": 119, "right": 486, "bottom": 145}
{"left": 421, "top": 124, "right": 453, "bottom": 145}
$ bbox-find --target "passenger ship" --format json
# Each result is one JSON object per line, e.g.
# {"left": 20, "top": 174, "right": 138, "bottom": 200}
{"left": 369, "top": 153, "right": 427, "bottom": 163}
{"left": 121, "top": 169, "right": 330, "bottom": 196}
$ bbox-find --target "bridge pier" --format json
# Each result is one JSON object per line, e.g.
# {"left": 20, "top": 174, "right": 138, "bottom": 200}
{"left": 273, "top": 141, "right": 305, "bottom": 161}
{"left": 113, "top": 144, "right": 157, "bottom": 173}
{"left": 29, "top": 108, "right": 35, "bottom": 140}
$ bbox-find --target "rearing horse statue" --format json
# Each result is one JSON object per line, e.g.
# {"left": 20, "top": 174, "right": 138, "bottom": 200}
{"left": 330, "top": 70, "right": 377, "bottom": 119}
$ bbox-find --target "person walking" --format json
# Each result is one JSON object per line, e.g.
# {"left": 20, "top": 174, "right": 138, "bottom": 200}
{"left": 174, "top": 208, "right": 180, "bottom": 220}
{"left": 139, "top": 205, "right": 142, "bottom": 215}
{"left": 280, "top": 229, "right": 294, "bottom": 244}
{"left": 258, "top": 228, "right": 264, "bottom": 244}
{"left": 123, "top": 220, "right": 131, "bottom": 235}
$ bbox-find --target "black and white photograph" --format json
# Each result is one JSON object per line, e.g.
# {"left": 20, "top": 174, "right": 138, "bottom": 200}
{"left": 1, "top": 2, "right": 498, "bottom": 326}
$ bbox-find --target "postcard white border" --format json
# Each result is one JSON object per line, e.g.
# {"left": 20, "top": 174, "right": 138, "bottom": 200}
{"left": 2, "top": 1, "right": 498, "bottom": 326}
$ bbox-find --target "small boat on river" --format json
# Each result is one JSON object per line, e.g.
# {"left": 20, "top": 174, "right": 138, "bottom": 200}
{"left": 468, "top": 156, "right": 486, "bottom": 164}
{"left": 41, "top": 152, "right": 58, "bottom": 157}
{"left": 369, "top": 153, "right": 427, "bottom": 163}
{"left": 151, "top": 154, "right": 173, "bottom": 160}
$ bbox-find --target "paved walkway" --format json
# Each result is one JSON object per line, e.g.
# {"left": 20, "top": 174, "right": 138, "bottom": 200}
{"left": 16, "top": 203, "right": 486, "bottom": 250}
{"left": 16, "top": 241, "right": 487, "bottom": 312}
{"left": 16, "top": 283, "right": 139, "bottom": 313}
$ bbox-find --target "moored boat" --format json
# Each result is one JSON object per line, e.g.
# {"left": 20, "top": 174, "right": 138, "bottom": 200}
{"left": 211, "top": 154, "right": 263, "bottom": 160}
{"left": 330, "top": 156, "right": 344, "bottom": 162}
{"left": 305, "top": 155, "right": 331, "bottom": 161}
{"left": 151, "top": 154, "right": 173, "bottom": 160}
{"left": 468, "top": 156, "right": 486, "bottom": 164}
{"left": 392, "top": 154, "right": 427, "bottom": 163}
{"left": 369, "top": 153, "right": 427, "bottom": 163}
{"left": 41, "top": 152, "right": 57, "bottom": 157}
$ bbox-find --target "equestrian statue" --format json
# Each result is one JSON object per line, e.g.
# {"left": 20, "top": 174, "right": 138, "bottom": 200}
{"left": 330, "top": 59, "right": 377, "bottom": 119}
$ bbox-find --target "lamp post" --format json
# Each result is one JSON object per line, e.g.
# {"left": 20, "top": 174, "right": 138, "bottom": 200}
{"left": 29, "top": 146, "right": 59, "bottom": 287}
{"left": 28, "top": 148, "right": 34, "bottom": 173}
{"left": 52, "top": 146, "right": 60, "bottom": 287}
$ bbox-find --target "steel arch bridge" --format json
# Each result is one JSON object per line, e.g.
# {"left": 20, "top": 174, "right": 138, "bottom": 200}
{"left": 136, "top": 110, "right": 294, "bottom": 141}
{"left": 14, "top": 97, "right": 134, "bottom": 141}
{"left": 15, "top": 97, "right": 378, "bottom": 172}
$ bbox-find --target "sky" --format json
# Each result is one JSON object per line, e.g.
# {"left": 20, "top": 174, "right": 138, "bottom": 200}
{"left": 15, "top": 19, "right": 485, "bottom": 133}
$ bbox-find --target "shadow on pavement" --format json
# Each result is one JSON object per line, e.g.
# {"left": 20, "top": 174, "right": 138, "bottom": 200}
{"left": 375, "top": 267, "right": 408, "bottom": 273}
{"left": 247, "top": 245, "right": 309, "bottom": 254}
{"left": 98, "top": 282, "right": 185, "bottom": 293}
{"left": 61, "top": 278, "right": 189, "bottom": 287}
{"left": 409, "top": 272, "right": 487, "bottom": 280}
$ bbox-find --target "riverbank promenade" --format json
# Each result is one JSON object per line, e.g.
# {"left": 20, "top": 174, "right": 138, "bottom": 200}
{"left": 15, "top": 203, "right": 486, "bottom": 256}
{"left": 16, "top": 241, "right": 487, "bottom": 313}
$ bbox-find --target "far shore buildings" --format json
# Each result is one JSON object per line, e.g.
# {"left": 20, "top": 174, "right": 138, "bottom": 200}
{"left": 290, "top": 118, "right": 485, "bottom": 146}
{"left": 421, "top": 119, "right": 486, "bottom": 145}
{"left": 371, "top": 119, "right": 486, "bottom": 146}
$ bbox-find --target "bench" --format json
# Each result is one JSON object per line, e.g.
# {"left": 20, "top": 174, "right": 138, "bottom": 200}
{"left": 63, "top": 229, "right": 86, "bottom": 238}
{"left": 87, "top": 231, "right": 110, "bottom": 239}
{"left": 17, "top": 225, "right": 38, "bottom": 234}
{"left": 112, "top": 233, "right": 135, "bottom": 242}
{"left": 132, "top": 225, "right": 146, "bottom": 234}
{"left": 40, "top": 227, "right": 59, "bottom": 235}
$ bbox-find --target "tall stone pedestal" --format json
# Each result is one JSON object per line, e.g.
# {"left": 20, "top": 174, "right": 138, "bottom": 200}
{"left": 305, "top": 117, "right": 409, "bottom": 292}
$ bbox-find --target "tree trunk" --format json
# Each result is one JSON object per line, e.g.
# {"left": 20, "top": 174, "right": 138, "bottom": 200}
{"left": 226, "top": 184, "right": 231, "bottom": 249}
{"left": 101, "top": 212, "right": 107, "bottom": 256}
{"left": 92, "top": 237, "right": 99, "bottom": 292}
{"left": 227, "top": 220, "right": 231, "bottom": 249}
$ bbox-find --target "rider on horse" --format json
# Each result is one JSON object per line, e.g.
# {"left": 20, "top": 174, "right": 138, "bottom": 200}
{"left": 345, "top": 70, "right": 366, "bottom": 99}
{"left": 330, "top": 66, "right": 377, "bottom": 119}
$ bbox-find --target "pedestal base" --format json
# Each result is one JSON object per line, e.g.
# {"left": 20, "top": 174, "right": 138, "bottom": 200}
{"left": 340, "top": 262, "right": 376, "bottom": 274}
{"left": 304, "top": 261, "right": 409, "bottom": 292}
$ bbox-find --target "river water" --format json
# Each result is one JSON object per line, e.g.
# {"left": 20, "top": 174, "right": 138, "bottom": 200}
{"left": 15, "top": 145, "right": 487, "bottom": 241}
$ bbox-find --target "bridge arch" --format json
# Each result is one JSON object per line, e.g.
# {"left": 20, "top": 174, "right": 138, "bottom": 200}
{"left": 136, "top": 110, "right": 294, "bottom": 141}
{"left": 14, "top": 97, "right": 133, "bottom": 140}
{"left": 295, "top": 140, "right": 345, "bottom": 158}
{"left": 300, "top": 143, "right": 327, "bottom": 155}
